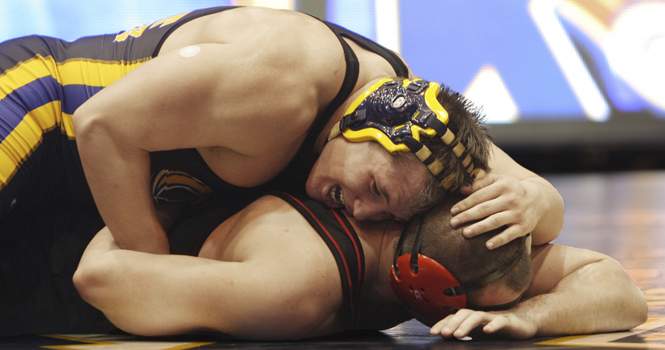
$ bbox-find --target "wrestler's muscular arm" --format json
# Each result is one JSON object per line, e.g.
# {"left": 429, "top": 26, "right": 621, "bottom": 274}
{"left": 73, "top": 11, "right": 343, "bottom": 253}
{"left": 74, "top": 197, "right": 344, "bottom": 340}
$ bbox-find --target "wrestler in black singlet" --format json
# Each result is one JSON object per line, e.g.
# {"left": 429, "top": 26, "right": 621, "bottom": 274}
{"left": 0, "top": 204, "right": 111, "bottom": 334}
{"left": 171, "top": 192, "right": 365, "bottom": 329}
{"left": 0, "top": 193, "right": 364, "bottom": 335}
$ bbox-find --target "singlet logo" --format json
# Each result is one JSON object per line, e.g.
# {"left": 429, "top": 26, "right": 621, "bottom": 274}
{"left": 152, "top": 169, "right": 213, "bottom": 204}
{"left": 114, "top": 11, "right": 191, "bottom": 42}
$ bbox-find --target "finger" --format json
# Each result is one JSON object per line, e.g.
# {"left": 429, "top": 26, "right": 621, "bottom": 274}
{"left": 483, "top": 315, "right": 509, "bottom": 334}
{"left": 434, "top": 310, "right": 475, "bottom": 338}
{"left": 430, "top": 315, "right": 456, "bottom": 338}
{"left": 452, "top": 312, "right": 493, "bottom": 339}
{"left": 459, "top": 173, "right": 497, "bottom": 195}
{"left": 459, "top": 169, "right": 488, "bottom": 194}
{"left": 458, "top": 205, "right": 517, "bottom": 237}
{"left": 452, "top": 194, "right": 510, "bottom": 230}
{"left": 485, "top": 225, "right": 528, "bottom": 249}
{"left": 450, "top": 191, "right": 504, "bottom": 227}
{"left": 430, "top": 314, "right": 454, "bottom": 333}
{"left": 451, "top": 176, "right": 501, "bottom": 215}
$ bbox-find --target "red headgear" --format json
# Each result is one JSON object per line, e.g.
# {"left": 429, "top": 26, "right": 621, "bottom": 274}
{"left": 389, "top": 217, "right": 526, "bottom": 324}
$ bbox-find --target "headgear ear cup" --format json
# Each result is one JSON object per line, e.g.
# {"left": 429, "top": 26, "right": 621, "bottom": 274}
{"left": 389, "top": 216, "right": 528, "bottom": 324}
{"left": 390, "top": 254, "right": 467, "bottom": 322}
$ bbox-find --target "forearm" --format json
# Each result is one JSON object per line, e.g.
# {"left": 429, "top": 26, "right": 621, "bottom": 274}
{"left": 93, "top": 175, "right": 169, "bottom": 254}
{"left": 488, "top": 144, "right": 564, "bottom": 245}
{"left": 520, "top": 176, "right": 564, "bottom": 245}
{"left": 523, "top": 258, "right": 647, "bottom": 336}
{"left": 74, "top": 224, "right": 330, "bottom": 339}
{"left": 75, "top": 229, "right": 199, "bottom": 335}
{"left": 76, "top": 115, "right": 168, "bottom": 254}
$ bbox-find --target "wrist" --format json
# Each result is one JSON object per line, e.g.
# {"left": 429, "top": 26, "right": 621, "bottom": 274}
{"left": 522, "top": 178, "right": 563, "bottom": 244}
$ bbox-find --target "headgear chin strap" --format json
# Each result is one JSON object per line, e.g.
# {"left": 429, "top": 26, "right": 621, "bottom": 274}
{"left": 389, "top": 218, "right": 527, "bottom": 324}
{"left": 328, "top": 78, "right": 481, "bottom": 191}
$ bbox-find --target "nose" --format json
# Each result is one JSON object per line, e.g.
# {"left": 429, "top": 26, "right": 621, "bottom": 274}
{"left": 352, "top": 197, "right": 391, "bottom": 221}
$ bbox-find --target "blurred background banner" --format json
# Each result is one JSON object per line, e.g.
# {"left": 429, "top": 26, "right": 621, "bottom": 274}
{"left": 2, "top": 0, "right": 663, "bottom": 171}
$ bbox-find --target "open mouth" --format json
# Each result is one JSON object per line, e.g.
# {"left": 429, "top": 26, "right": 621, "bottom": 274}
{"left": 329, "top": 184, "right": 345, "bottom": 207}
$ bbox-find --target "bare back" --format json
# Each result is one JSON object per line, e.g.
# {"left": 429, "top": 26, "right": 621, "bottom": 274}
{"left": 157, "top": 7, "right": 409, "bottom": 187}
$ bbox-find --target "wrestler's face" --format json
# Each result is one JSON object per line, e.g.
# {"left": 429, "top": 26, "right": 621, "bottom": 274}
{"left": 306, "top": 136, "right": 431, "bottom": 222}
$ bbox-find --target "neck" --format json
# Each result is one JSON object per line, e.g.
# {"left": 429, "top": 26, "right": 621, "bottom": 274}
{"left": 347, "top": 216, "right": 403, "bottom": 305}
{"left": 346, "top": 215, "right": 413, "bottom": 329}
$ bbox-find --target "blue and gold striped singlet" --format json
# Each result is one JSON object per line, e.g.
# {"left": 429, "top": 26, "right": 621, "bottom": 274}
{"left": 0, "top": 8, "right": 228, "bottom": 216}
{"left": 0, "top": 6, "right": 408, "bottom": 217}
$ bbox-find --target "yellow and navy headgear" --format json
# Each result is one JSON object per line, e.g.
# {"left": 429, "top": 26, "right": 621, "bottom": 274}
{"left": 328, "top": 78, "right": 481, "bottom": 190}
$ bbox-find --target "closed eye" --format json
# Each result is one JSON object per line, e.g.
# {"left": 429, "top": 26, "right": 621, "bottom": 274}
{"left": 371, "top": 179, "right": 381, "bottom": 198}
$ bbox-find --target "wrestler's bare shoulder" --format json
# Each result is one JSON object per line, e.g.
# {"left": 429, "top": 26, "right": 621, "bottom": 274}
{"left": 160, "top": 7, "right": 343, "bottom": 74}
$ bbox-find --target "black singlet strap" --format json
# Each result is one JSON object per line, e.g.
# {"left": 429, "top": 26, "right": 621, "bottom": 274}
{"left": 271, "top": 192, "right": 365, "bottom": 328}
{"left": 296, "top": 22, "right": 360, "bottom": 160}
{"left": 324, "top": 22, "right": 410, "bottom": 78}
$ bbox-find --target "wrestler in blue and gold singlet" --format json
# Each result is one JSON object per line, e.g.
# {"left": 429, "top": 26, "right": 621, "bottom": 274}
{"left": 0, "top": 8, "right": 226, "bottom": 217}
{"left": 0, "top": 6, "right": 409, "bottom": 218}
{"left": 0, "top": 6, "right": 410, "bottom": 335}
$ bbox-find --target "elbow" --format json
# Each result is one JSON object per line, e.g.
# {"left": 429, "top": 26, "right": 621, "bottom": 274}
{"left": 72, "top": 264, "right": 94, "bottom": 302}
{"left": 72, "top": 110, "right": 100, "bottom": 158}
{"left": 619, "top": 287, "right": 648, "bottom": 331}
{"left": 72, "top": 105, "right": 117, "bottom": 153}
{"left": 73, "top": 255, "right": 113, "bottom": 307}
{"left": 607, "top": 258, "right": 649, "bottom": 330}
{"left": 629, "top": 287, "right": 649, "bottom": 329}
{"left": 72, "top": 104, "right": 99, "bottom": 141}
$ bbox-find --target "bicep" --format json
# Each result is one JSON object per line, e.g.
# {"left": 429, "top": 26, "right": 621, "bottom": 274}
{"left": 525, "top": 244, "right": 608, "bottom": 297}
{"left": 74, "top": 42, "right": 316, "bottom": 154}
{"left": 84, "top": 251, "right": 315, "bottom": 337}
{"left": 79, "top": 209, "right": 343, "bottom": 338}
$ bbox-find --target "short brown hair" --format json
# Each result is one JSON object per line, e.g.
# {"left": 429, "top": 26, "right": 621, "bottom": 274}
{"left": 401, "top": 84, "right": 493, "bottom": 214}
{"left": 398, "top": 193, "right": 532, "bottom": 299}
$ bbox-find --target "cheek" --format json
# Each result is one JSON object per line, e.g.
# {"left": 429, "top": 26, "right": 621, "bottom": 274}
{"left": 343, "top": 155, "right": 373, "bottom": 182}
{"left": 306, "top": 157, "right": 332, "bottom": 198}
{"left": 309, "top": 145, "right": 338, "bottom": 178}
{"left": 341, "top": 171, "right": 365, "bottom": 196}
{"left": 306, "top": 160, "right": 322, "bottom": 187}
